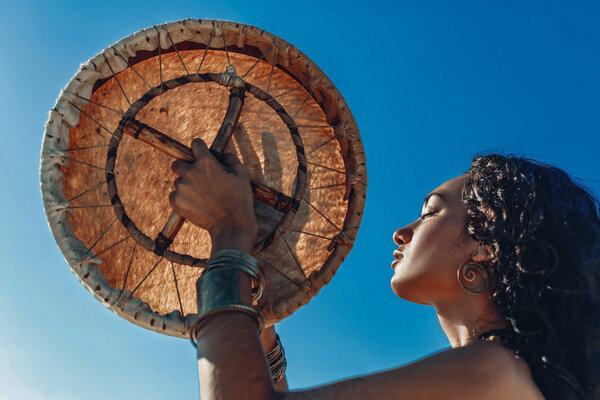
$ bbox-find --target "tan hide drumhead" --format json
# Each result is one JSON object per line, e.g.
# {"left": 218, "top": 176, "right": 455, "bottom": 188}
{"left": 40, "top": 19, "right": 366, "bottom": 338}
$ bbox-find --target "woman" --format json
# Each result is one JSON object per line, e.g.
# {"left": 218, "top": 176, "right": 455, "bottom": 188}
{"left": 170, "top": 141, "right": 599, "bottom": 399}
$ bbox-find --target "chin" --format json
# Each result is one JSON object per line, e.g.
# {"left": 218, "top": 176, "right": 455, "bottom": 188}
{"left": 390, "top": 273, "right": 430, "bottom": 305}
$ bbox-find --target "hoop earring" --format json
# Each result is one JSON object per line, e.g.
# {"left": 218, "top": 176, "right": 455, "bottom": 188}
{"left": 457, "top": 259, "right": 489, "bottom": 295}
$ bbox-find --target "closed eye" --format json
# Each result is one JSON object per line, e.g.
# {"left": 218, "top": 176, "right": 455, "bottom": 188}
{"left": 419, "top": 212, "right": 435, "bottom": 220}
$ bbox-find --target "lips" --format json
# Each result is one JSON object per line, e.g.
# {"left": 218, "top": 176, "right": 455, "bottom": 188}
{"left": 393, "top": 249, "right": 404, "bottom": 260}
{"left": 391, "top": 249, "right": 404, "bottom": 269}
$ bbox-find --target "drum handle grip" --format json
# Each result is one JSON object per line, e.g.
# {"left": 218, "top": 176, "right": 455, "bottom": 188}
{"left": 158, "top": 87, "right": 246, "bottom": 242}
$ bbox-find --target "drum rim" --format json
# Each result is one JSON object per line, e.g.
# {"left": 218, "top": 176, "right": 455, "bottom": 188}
{"left": 40, "top": 19, "right": 367, "bottom": 338}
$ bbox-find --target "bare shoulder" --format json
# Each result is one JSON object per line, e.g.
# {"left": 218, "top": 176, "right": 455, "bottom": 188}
{"left": 455, "top": 341, "right": 545, "bottom": 399}
{"left": 280, "top": 341, "right": 545, "bottom": 400}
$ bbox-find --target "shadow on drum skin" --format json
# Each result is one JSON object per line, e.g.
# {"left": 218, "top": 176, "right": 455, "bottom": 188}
{"left": 229, "top": 124, "right": 310, "bottom": 282}
{"left": 260, "top": 129, "right": 311, "bottom": 257}
{"left": 42, "top": 19, "right": 364, "bottom": 338}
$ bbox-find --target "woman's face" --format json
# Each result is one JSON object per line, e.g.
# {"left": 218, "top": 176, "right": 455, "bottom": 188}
{"left": 391, "top": 175, "right": 481, "bottom": 305}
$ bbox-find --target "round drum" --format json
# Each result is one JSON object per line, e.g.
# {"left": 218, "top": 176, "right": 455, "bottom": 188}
{"left": 40, "top": 19, "right": 366, "bottom": 338}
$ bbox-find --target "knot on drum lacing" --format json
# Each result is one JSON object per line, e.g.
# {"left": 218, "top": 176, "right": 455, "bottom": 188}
{"left": 153, "top": 233, "right": 173, "bottom": 256}
{"left": 217, "top": 64, "right": 244, "bottom": 88}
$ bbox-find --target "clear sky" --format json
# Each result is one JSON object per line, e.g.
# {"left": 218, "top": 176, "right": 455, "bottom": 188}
{"left": 1, "top": 1, "right": 599, "bottom": 399}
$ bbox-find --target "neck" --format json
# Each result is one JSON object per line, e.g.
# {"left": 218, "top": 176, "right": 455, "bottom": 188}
{"left": 433, "top": 294, "right": 507, "bottom": 348}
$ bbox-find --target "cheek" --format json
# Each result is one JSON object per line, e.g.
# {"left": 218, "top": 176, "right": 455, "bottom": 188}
{"left": 389, "top": 220, "right": 472, "bottom": 301}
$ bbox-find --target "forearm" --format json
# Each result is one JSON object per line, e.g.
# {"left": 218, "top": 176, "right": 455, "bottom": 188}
{"left": 170, "top": 144, "right": 286, "bottom": 398}
{"left": 196, "top": 309, "right": 276, "bottom": 400}
{"left": 195, "top": 237, "right": 280, "bottom": 400}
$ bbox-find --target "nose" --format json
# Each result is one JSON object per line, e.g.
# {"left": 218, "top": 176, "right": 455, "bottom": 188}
{"left": 393, "top": 226, "right": 413, "bottom": 245}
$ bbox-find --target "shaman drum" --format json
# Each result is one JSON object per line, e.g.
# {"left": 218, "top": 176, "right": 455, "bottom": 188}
{"left": 40, "top": 19, "right": 366, "bottom": 338}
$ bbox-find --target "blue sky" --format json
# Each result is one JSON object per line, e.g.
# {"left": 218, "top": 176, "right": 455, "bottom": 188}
{"left": 1, "top": 1, "right": 599, "bottom": 398}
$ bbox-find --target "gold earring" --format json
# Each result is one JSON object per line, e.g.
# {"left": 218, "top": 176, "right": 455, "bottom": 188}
{"left": 457, "top": 259, "right": 489, "bottom": 295}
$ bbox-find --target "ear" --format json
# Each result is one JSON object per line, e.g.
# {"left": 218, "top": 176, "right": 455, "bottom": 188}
{"left": 471, "top": 243, "right": 494, "bottom": 263}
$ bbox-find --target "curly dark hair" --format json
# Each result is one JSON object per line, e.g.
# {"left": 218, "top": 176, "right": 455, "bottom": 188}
{"left": 462, "top": 154, "right": 600, "bottom": 400}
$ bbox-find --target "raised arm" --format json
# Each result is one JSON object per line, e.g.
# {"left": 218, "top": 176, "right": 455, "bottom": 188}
{"left": 170, "top": 139, "right": 284, "bottom": 399}
{"left": 170, "top": 140, "right": 536, "bottom": 400}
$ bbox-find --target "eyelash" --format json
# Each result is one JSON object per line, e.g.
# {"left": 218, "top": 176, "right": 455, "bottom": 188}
{"left": 419, "top": 212, "right": 435, "bottom": 220}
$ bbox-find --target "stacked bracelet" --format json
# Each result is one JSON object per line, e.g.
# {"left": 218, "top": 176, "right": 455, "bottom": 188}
{"left": 266, "top": 334, "right": 287, "bottom": 383}
{"left": 206, "top": 249, "right": 265, "bottom": 302}
{"left": 190, "top": 249, "right": 265, "bottom": 348}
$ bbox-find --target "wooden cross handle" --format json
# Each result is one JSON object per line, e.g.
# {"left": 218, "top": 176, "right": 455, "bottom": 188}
{"left": 156, "top": 87, "right": 245, "bottom": 243}
{"left": 120, "top": 88, "right": 294, "bottom": 250}
{"left": 120, "top": 119, "right": 296, "bottom": 212}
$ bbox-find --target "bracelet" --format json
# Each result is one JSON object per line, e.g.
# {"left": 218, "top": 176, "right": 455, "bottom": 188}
{"left": 271, "top": 358, "right": 287, "bottom": 384}
{"left": 266, "top": 334, "right": 287, "bottom": 383}
{"left": 266, "top": 334, "right": 284, "bottom": 361}
{"left": 210, "top": 249, "right": 259, "bottom": 267}
{"left": 189, "top": 303, "right": 265, "bottom": 348}
{"left": 206, "top": 249, "right": 265, "bottom": 301}
{"left": 206, "top": 261, "right": 265, "bottom": 302}
{"left": 190, "top": 265, "right": 265, "bottom": 348}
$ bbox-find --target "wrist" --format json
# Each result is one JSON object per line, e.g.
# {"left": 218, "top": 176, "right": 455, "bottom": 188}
{"left": 260, "top": 325, "right": 278, "bottom": 351}
{"left": 209, "top": 221, "right": 258, "bottom": 255}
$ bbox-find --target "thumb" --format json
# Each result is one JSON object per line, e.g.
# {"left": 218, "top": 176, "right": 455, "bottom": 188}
{"left": 191, "top": 138, "right": 209, "bottom": 160}
{"left": 221, "top": 152, "right": 247, "bottom": 176}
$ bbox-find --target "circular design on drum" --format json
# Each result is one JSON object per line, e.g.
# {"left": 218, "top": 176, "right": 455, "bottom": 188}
{"left": 105, "top": 70, "right": 308, "bottom": 266}
{"left": 40, "top": 19, "right": 366, "bottom": 338}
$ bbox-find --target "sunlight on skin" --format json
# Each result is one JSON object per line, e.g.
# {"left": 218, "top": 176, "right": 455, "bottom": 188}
{"left": 1, "top": 1, "right": 598, "bottom": 398}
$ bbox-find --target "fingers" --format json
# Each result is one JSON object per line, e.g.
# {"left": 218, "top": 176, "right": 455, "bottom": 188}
{"left": 169, "top": 181, "right": 193, "bottom": 220}
{"left": 221, "top": 152, "right": 247, "bottom": 176}
{"left": 221, "top": 152, "right": 240, "bottom": 167}
{"left": 170, "top": 178, "right": 185, "bottom": 206}
{"left": 191, "top": 138, "right": 210, "bottom": 159}
{"left": 172, "top": 140, "right": 247, "bottom": 179}
{"left": 171, "top": 139, "right": 210, "bottom": 175}
{"left": 168, "top": 190, "right": 178, "bottom": 210}
{"left": 171, "top": 160, "right": 191, "bottom": 175}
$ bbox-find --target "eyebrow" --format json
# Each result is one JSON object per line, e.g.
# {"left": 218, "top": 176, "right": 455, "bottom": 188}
{"left": 422, "top": 192, "right": 446, "bottom": 207}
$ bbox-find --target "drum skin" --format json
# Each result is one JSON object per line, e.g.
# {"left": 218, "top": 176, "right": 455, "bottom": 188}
{"left": 41, "top": 19, "right": 366, "bottom": 338}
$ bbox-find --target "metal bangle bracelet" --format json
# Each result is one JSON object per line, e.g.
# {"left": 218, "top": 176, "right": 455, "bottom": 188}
{"left": 271, "top": 358, "right": 287, "bottom": 383}
{"left": 266, "top": 334, "right": 283, "bottom": 359}
{"left": 266, "top": 334, "right": 287, "bottom": 382}
{"left": 206, "top": 259, "right": 264, "bottom": 283}
{"left": 206, "top": 258, "right": 264, "bottom": 286}
{"left": 206, "top": 256, "right": 259, "bottom": 271}
{"left": 189, "top": 304, "right": 265, "bottom": 348}
{"left": 211, "top": 249, "right": 259, "bottom": 268}
{"left": 204, "top": 262, "right": 265, "bottom": 301}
